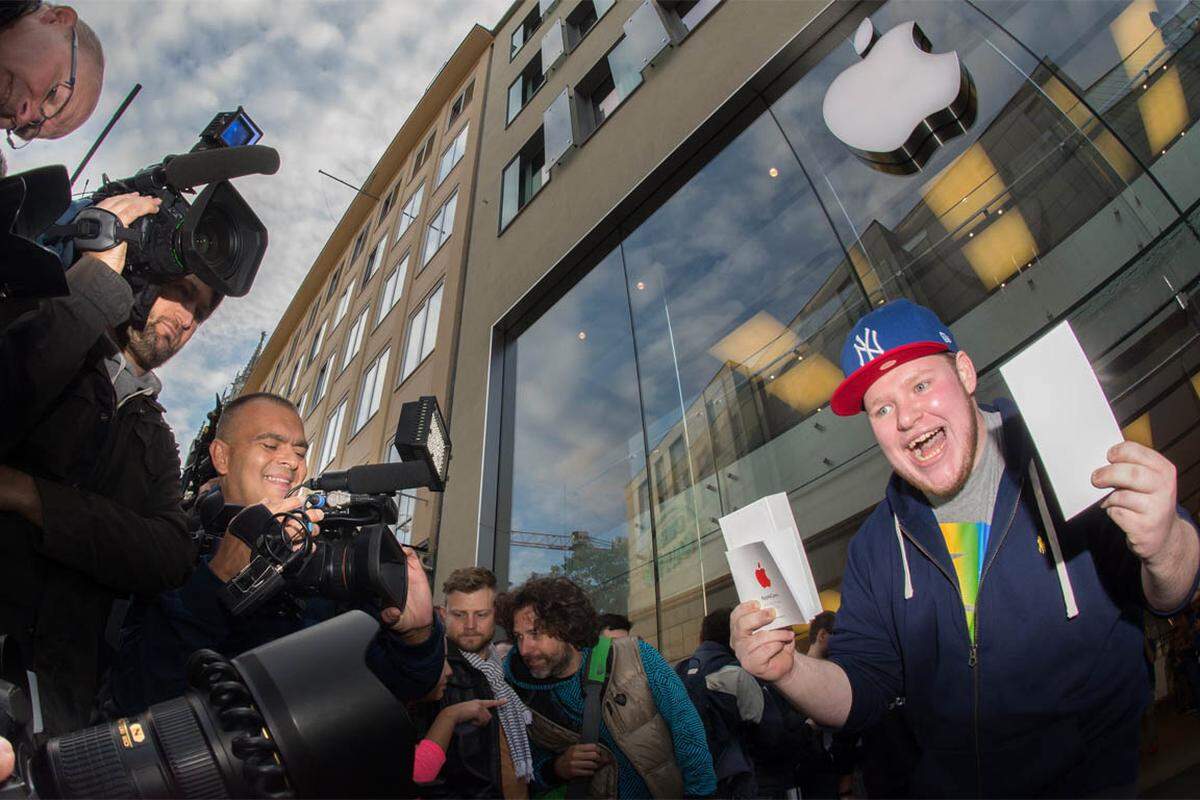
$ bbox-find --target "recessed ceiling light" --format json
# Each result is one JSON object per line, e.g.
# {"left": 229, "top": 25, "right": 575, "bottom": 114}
{"left": 635, "top": 281, "right": 646, "bottom": 291}
{"left": 577, "top": 331, "right": 587, "bottom": 341}
{"left": 768, "top": 167, "right": 779, "bottom": 178}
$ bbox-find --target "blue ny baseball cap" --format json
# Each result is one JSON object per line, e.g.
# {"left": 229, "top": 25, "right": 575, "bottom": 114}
{"left": 830, "top": 299, "right": 958, "bottom": 416}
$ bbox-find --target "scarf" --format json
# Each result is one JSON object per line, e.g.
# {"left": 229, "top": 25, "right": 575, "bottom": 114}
{"left": 463, "top": 645, "right": 535, "bottom": 782}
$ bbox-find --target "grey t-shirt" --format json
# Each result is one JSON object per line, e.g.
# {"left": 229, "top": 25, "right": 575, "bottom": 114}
{"left": 929, "top": 409, "right": 1005, "bottom": 527}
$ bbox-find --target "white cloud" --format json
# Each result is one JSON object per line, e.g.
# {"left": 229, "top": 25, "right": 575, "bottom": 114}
{"left": 19, "top": 0, "right": 511, "bottom": 452}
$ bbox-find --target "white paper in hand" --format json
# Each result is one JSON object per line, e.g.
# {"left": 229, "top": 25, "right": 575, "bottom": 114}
{"left": 718, "top": 493, "right": 823, "bottom": 622}
{"left": 725, "top": 542, "right": 804, "bottom": 630}
{"left": 999, "top": 321, "right": 1123, "bottom": 519}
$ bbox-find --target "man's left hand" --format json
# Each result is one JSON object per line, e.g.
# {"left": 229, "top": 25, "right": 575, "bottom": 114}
{"left": 380, "top": 546, "right": 433, "bottom": 645}
{"left": 0, "top": 466, "right": 42, "bottom": 527}
{"left": 1092, "top": 441, "right": 1189, "bottom": 564}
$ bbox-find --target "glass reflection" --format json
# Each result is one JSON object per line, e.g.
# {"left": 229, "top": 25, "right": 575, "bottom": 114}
{"left": 503, "top": 249, "right": 657, "bottom": 635}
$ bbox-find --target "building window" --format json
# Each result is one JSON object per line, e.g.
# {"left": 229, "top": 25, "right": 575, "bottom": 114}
{"left": 510, "top": 4, "right": 542, "bottom": 61}
{"left": 297, "top": 389, "right": 307, "bottom": 418}
{"left": 363, "top": 237, "right": 387, "bottom": 283}
{"left": 660, "top": 0, "right": 721, "bottom": 32}
{"left": 384, "top": 445, "right": 418, "bottom": 544}
{"left": 448, "top": 81, "right": 474, "bottom": 126}
{"left": 308, "top": 319, "right": 327, "bottom": 365}
{"left": 501, "top": 128, "right": 546, "bottom": 229}
{"left": 565, "top": 0, "right": 610, "bottom": 46}
{"left": 378, "top": 253, "right": 410, "bottom": 324}
{"left": 436, "top": 124, "right": 470, "bottom": 186}
{"left": 354, "top": 348, "right": 391, "bottom": 433}
{"left": 312, "top": 356, "right": 332, "bottom": 406}
{"left": 412, "top": 133, "right": 435, "bottom": 178}
{"left": 576, "top": 41, "right": 641, "bottom": 139}
{"left": 401, "top": 283, "right": 443, "bottom": 381}
{"left": 379, "top": 184, "right": 398, "bottom": 224}
{"left": 421, "top": 191, "right": 458, "bottom": 266}
{"left": 342, "top": 309, "right": 368, "bottom": 372}
{"left": 507, "top": 53, "right": 545, "bottom": 124}
{"left": 317, "top": 399, "right": 348, "bottom": 473}
{"left": 325, "top": 265, "right": 342, "bottom": 304}
{"left": 350, "top": 228, "right": 369, "bottom": 262}
{"left": 395, "top": 183, "right": 425, "bottom": 243}
{"left": 333, "top": 279, "right": 354, "bottom": 327}
{"left": 271, "top": 361, "right": 282, "bottom": 391}
{"left": 303, "top": 303, "right": 317, "bottom": 334}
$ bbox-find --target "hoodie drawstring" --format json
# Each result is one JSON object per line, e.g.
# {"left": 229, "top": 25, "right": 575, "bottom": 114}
{"left": 1028, "top": 461, "right": 1080, "bottom": 620}
{"left": 895, "top": 515, "right": 914, "bottom": 600}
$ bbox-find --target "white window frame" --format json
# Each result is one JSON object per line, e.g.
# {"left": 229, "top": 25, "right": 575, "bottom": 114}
{"left": 377, "top": 253, "right": 410, "bottom": 325}
{"left": 363, "top": 238, "right": 387, "bottom": 283}
{"left": 333, "top": 279, "right": 354, "bottom": 327}
{"left": 401, "top": 283, "right": 444, "bottom": 381}
{"left": 288, "top": 360, "right": 301, "bottom": 394}
{"left": 354, "top": 348, "right": 391, "bottom": 433}
{"left": 421, "top": 191, "right": 458, "bottom": 266}
{"left": 312, "top": 356, "right": 333, "bottom": 406}
{"left": 342, "top": 309, "right": 368, "bottom": 372}
{"left": 318, "top": 399, "right": 348, "bottom": 473}
{"left": 308, "top": 319, "right": 328, "bottom": 364}
{"left": 436, "top": 124, "right": 470, "bottom": 186}
{"left": 395, "top": 184, "right": 425, "bottom": 243}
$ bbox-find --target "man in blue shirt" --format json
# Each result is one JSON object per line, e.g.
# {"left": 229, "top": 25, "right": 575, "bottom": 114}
{"left": 501, "top": 576, "right": 715, "bottom": 799}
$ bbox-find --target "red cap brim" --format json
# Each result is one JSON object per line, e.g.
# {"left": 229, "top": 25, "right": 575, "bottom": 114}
{"left": 830, "top": 342, "right": 952, "bottom": 416}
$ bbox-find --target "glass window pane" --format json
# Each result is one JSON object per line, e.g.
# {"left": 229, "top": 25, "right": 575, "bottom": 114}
{"left": 542, "top": 19, "right": 567, "bottom": 73}
{"left": 538, "top": 0, "right": 558, "bottom": 18}
{"left": 500, "top": 249, "right": 657, "bottom": 645}
{"left": 501, "top": 155, "right": 521, "bottom": 229}
{"left": 508, "top": 77, "right": 524, "bottom": 124}
{"left": 397, "top": 184, "right": 424, "bottom": 241}
{"left": 594, "top": 0, "right": 616, "bottom": 18}
{"left": 544, "top": 88, "right": 575, "bottom": 168}
{"left": 319, "top": 401, "right": 346, "bottom": 472}
{"left": 621, "top": 0, "right": 672, "bottom": 72}
{"left": 607, "top": 35, "right": 645, "bottom": 104}
{"left": 403, "top": 303, "right": 428, "bottom": 379}
{"left": 420, "top": 285, "right": 443, "bottom": 361}
{"left": 511, "top": 26, "right": 525, "bottom": 60}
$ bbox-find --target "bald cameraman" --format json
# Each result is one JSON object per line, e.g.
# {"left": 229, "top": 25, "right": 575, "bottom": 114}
{"left": 0, "top": 192, "right": 220, "bottom": 735}
{"left": 109, "top": 392, "right": 445, "bottom": 714}
{"left": 1, "top": 1, "right": 106, "bottom": 176}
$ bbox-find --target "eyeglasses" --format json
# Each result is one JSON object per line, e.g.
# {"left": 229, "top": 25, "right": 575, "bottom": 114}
{"left": 5, "top": 25, "right": 77, "bottom": 149}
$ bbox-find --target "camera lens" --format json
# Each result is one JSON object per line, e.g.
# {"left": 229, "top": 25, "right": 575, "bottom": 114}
{"left": 37, "top": 696, "right": 226, "bottom": 799}
{"left": 191, "top": 205, "right": 240, "bottom": 279}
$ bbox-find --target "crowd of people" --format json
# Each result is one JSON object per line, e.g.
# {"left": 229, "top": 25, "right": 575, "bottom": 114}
{"left": 3, "top": 1, "right": 1200, "bottom": 797}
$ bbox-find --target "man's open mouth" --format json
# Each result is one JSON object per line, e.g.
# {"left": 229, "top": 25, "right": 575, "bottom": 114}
{"left": 907, "top": 427, "right": 946, "bottom": 463}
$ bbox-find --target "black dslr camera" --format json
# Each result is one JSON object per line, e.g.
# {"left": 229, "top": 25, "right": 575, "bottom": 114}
{"left": 218, "top": 397, "right": 451, "bottom": 618}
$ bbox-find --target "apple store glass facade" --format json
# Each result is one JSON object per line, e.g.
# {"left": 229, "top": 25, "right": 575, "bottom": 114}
{"left": 492, "top": 0, "right": 1200, "bottom": 660}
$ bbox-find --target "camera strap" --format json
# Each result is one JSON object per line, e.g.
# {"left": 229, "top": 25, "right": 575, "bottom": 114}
{"left": 43, "top": 206, "right": 140, "bottom": 252}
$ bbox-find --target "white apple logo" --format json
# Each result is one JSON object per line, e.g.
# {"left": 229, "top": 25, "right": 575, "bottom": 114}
{"left": 822, "top": 18, "right": 977, "bottom": 175}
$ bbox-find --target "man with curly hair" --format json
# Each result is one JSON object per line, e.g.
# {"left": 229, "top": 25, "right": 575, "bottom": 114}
{"left": 501, "top": 576, "right": 715, "bottom": 799}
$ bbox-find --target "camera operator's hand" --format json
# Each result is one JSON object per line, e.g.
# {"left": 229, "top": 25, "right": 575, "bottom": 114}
{"left": 380, "top": 546, "right": 434, "bottom": 645}
{"left": 209, "top": 495, "right": 324, "bottom": 582}
{"left": 0, "top": 465, "right": 42, "bottom": 527}
{"left": 87, "top": 193, "right": 162, "bottom": 275}
{"left": 0, "top": 736, "right": 13, "bottom": 782}
{"left": 554, "top": 743, "right": 611, "bottom": 780}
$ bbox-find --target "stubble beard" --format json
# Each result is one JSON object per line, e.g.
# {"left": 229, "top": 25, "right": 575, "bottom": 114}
{"left": 123, "top": 320, "right": 177, "bottom": 371}
{"left": 911, "top": 403, "right": 979, "bottom": 500}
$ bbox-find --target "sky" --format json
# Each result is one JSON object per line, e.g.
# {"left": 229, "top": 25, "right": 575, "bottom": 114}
{"left": 20, "top": 0, "right": 512, "bottom": 455}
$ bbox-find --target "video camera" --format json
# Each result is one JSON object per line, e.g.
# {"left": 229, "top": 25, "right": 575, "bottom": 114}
{"left": 0, "top": 611, "right": 417, "bottom": 799}
{"left": 218, "top": 396, "right": 451, "bottom": 617}
{"left": 1, "top": 108, "right": 276, "bottom": 303}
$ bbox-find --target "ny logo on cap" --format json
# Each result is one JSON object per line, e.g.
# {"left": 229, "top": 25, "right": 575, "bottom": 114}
{"left": 854, "top": 327, "right": 885, "bottom": 366}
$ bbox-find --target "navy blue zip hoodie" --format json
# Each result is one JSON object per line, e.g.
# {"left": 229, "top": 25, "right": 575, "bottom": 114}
{"left": 828, "top": 398, "right": 1200, "bottom": 798}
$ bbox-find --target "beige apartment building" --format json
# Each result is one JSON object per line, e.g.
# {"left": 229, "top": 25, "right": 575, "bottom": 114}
{"left": 240, "top": 25, "right": 492, "bottom": 552}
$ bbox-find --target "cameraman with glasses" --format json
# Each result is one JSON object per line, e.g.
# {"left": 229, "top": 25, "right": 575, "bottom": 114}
{"left": 0, "top": 0, "right": 105, "bottom": 176}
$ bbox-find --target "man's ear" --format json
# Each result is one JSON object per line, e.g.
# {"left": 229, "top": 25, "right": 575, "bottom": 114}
{"left": 955, "top": 350, "right": 978, "bottom": 396}
{"left": 209, "top": 439, "right": 231, "bottom": 476}
{"left": 45, "top": 5, "right": 78, "bottom": 28}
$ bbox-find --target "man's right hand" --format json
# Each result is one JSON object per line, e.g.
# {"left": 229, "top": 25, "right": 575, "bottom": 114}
{"left": 554, "top": 743, "right": 609, "bottom": 780}
{"left": 0, "top": 736, "right": 13, "bottom": 782}
{"left": 209, "top": 495, "right": 323, "bottom": 582}
{"left": 731, "top": 601, "right": 797, "bottom": 682}
{"left": 85, "top": 193, "right": 162, "bottom": 275}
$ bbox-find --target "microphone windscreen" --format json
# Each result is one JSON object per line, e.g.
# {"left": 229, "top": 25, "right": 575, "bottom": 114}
{"left": 346, "top": 463, "right": 411, "bottom": 494}
{"left": 163, "top": 145, "right": 280, "bottom": 189}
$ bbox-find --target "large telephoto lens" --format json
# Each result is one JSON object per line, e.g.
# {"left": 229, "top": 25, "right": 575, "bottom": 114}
{"left": 28, "top": 611, "right": 415, "bottom": 799}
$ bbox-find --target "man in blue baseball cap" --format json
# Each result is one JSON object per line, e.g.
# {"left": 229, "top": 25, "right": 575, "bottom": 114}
{"left": 732, "top": 299, "right": 1200, "bottom": 797}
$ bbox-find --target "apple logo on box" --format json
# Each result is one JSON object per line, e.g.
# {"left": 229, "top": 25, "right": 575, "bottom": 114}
{"left": 754, "top": 562, "right": 771, "bottom": 589}
{"left": 822, "top": 18, "right": 977, "bottom": 175}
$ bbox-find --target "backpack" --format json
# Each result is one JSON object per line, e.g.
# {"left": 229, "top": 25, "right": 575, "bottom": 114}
{"left": 675, "top": 656, "right": 757, "bottom": 799}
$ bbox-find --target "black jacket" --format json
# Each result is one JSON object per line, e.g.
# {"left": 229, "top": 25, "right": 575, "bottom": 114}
{"left": 0, "top": 258, "right": 193, "bottom": 734}
{"left": 109, "top": 498, "right": 446, "bottom": 714}
{"left": 419, "top": 643, "right": 504, "bottom": 799}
